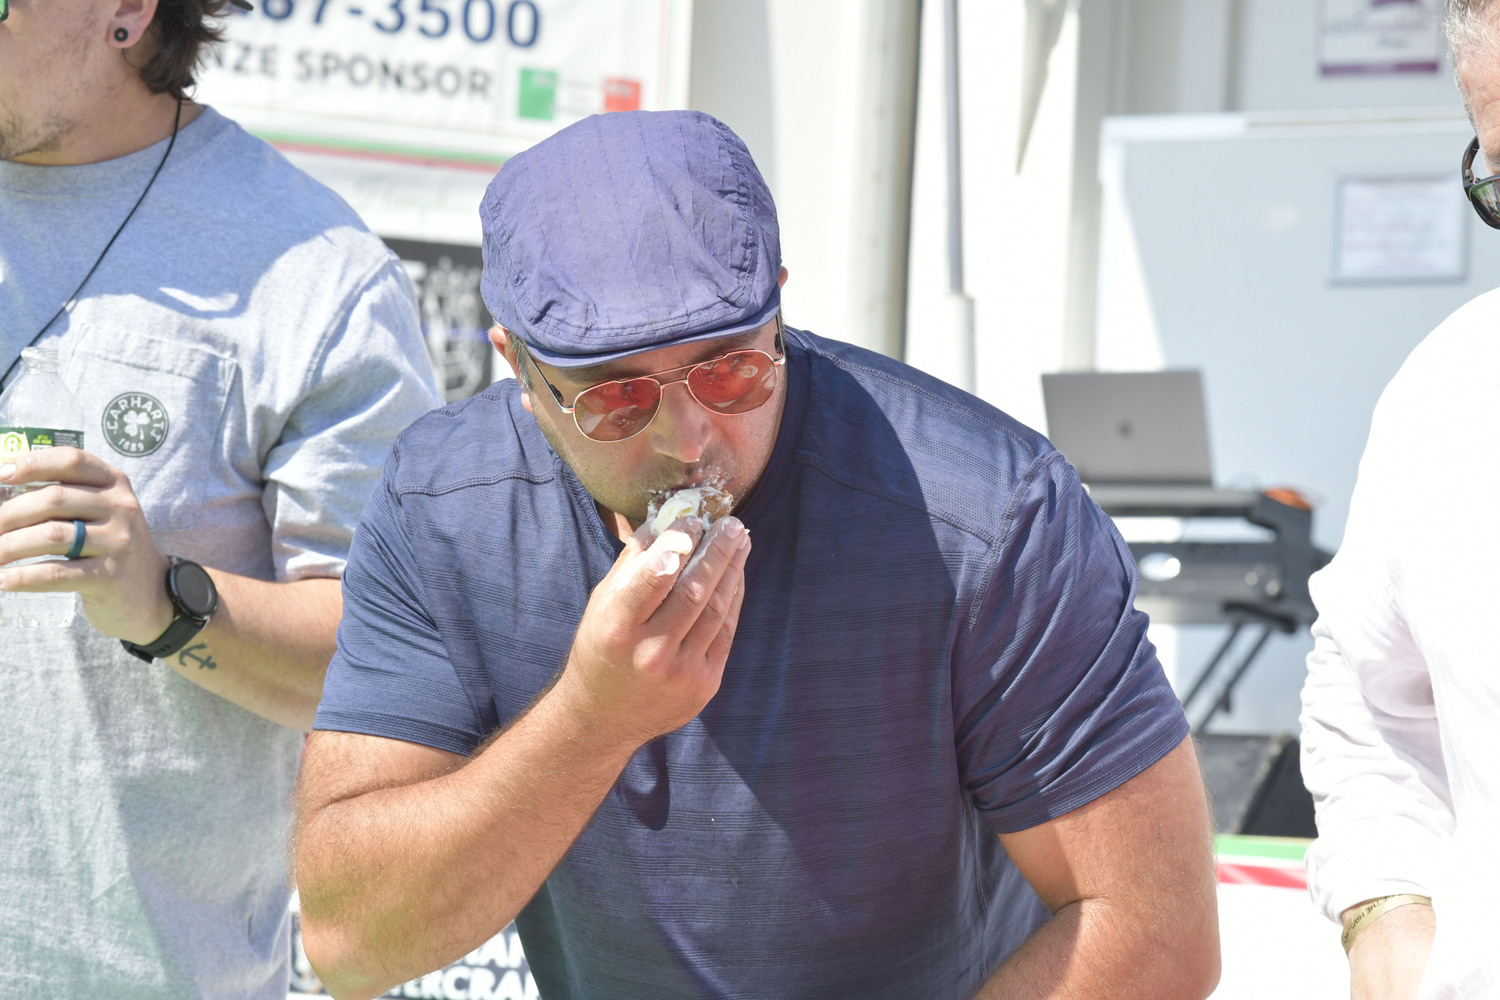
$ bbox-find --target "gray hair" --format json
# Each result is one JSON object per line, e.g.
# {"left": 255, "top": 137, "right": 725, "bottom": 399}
{"left": 1445, "top": 0, "right": 1500, "bottom": 55}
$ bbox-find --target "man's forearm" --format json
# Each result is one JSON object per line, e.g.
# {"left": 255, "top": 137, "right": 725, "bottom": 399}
{"left": 974, "top": 894, "right": 1220, "bottom": 999}
{"left": 1345, "top": 899, "right": 1435, "bottom": 1000}
{"left": 297, "top": 684, "right": 640, "bottom": 1000}
{"left": 157, "top": 572, "right": 340, "bottom": 730}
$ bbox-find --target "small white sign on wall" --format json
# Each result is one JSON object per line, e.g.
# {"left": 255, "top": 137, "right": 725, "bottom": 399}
{"left": 1318, "top": 0, "right": 1444, "bottom": 77}
{"left": 1333, "top": 175, "right": 1468, "bottom": 283}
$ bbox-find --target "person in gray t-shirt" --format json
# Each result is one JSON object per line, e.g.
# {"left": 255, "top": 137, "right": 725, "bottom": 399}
{"left": 0, "top": 0, "right": 442, "bottom": 997}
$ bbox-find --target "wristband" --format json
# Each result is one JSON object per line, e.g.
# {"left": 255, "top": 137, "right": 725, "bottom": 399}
{"left": 1341, "top": 894, "right": 1432, "bottom": 955}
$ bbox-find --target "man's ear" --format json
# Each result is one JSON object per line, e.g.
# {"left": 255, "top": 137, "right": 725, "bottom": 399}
{"left": 778, "top": 266, "right": 788, "bottom": 289}
{"left": 488, "top": 326, "right": 533, "bottom": 414}
{"left": 111, "top": 0, "right": 161, "bottom": 51}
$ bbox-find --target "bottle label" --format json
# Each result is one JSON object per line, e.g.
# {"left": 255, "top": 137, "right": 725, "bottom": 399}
{"left": 0, "top": 427, "right": 85, "bottom": 460}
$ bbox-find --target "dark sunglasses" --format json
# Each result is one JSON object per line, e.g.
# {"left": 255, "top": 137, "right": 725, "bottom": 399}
{"left": 1463, "top": 137, "right": 1500, "bottom": 230}
{"left": 524, "top": 316, "right": 787, "bottom": 442}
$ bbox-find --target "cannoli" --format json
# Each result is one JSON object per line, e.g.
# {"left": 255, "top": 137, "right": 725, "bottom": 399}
{"left": 647, "top": 486, "right": 735, "bottom": 536}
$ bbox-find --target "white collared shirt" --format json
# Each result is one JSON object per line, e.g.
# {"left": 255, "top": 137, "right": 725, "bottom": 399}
{"left": 1301, "top": 287, "right": 1500, "bottom": 998}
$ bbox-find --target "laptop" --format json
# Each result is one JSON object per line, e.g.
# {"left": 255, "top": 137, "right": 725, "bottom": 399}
{"left": 1040, "top": 371, "right": 1213, "bottom": 486}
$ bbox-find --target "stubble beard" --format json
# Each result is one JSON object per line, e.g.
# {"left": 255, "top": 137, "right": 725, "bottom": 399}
{"left": 0, "top": 106, "right": 74, "bottom": 162}
{"left": 1, "top": 14, "right": 103, "bottom": 162}
{"left": 590, "top": 451, "right": 735, "bottom": 528}
{"left": 532, "top": 413, "right": 735, "bottom": 526}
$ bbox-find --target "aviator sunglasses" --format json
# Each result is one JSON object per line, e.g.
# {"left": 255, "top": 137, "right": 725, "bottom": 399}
{"left": 523, "top": 315, "right": 787, "bottom": 442}
{"left": 1463, "top": 137, "right": 1500, "bottom": 229}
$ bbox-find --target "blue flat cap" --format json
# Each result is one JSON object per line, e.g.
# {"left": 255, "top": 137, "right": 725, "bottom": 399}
{"left": 479, "top": 110, "right": 781, "bottom": 367}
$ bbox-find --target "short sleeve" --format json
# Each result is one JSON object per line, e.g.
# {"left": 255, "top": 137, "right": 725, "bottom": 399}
{"left": 954, "top": 453, "right": 1188, "bottom": 833}
{"left": 314, "top": 457, "right": 494, "bottom": 755}
{"left": 262, "top": 258, "right": 443, "bottom": 581}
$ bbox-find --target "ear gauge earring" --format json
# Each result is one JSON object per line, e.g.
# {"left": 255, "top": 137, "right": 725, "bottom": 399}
{"left": 114, "top": 26, "right": 129, "bottom": 41}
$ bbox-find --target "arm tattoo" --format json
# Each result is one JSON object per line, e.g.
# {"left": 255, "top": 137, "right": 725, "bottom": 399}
{"left": 178, "top": 643, "right": 219, "bottom": 671}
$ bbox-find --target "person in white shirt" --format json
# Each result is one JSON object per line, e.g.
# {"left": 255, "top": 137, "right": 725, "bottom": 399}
{"left": 1300, "top": 2, "right": 1500, "bottom": 997}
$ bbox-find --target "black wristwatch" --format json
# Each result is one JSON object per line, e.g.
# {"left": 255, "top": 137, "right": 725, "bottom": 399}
{"left": 121, "top": 557, "right": 220, "bottom": 663}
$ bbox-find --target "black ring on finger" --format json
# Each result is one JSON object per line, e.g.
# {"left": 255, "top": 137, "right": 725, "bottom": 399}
{"left": 66, "top": 519, "right": 86, "bottom": 560}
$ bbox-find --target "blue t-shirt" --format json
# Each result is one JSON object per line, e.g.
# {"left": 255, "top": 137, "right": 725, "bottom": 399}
{"left": 317, "top": 329, "right": 1188, "bottom": 999}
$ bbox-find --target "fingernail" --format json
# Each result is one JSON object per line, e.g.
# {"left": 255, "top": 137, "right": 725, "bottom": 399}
{"left": 660, "top": 529, "right": 695, "bottom": 555}
{"left": 0, "top": 464, "right": 13, "bottom": 481}
{"left": 722, "top": 518, "right": 744, "bottom": 538}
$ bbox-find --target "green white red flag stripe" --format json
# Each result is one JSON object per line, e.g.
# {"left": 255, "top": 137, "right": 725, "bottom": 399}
{"left": 1214, "top": 835, "right": 1311, "bottom": 890}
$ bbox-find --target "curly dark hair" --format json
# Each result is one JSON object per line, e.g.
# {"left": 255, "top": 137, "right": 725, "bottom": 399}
{"left": 140, "top": 0, "right": 247, "bottom": 100}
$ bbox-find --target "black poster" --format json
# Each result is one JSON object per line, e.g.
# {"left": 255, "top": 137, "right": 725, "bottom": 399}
{"left": 383, "top": 237, "right": 495, "bottom": 404}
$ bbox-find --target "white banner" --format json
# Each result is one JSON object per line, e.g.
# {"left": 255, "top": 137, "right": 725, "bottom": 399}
{"left": 197, "top": 0, "right": 691, "bottom": 153}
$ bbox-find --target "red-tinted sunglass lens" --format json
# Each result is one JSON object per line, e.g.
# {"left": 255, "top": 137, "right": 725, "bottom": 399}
{"left": 687, "top": 350, "right": 778, "bottom": 413}
{"left": 1471, "top": 181, "right": 1500, "bottom": 230}
{"left": 573, "top": 378, "right": 662, "bottom": 441}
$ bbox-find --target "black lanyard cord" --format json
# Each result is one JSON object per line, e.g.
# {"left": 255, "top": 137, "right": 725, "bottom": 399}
{"left": 0, "top": 96, "right": 184, "bottom": 393}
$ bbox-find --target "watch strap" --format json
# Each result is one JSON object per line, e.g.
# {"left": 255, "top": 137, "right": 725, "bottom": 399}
{"left": 121, "top": 614, "right": 209, "bottom": 663}
{"left": 120, "top": 557, "right": 214, "bottom": 663}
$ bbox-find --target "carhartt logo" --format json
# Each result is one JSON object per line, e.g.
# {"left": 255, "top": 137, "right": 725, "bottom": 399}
{"left": 102, "top": 392, "right": 169, "bottom": 457}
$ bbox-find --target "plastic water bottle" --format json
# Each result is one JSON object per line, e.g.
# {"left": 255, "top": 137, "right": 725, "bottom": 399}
{"left": 0, "top": 346, "right": 85, "bottom": 628}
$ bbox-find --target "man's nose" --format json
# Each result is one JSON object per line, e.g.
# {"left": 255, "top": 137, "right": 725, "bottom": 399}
{"left": 648, "top": 382, "right": 711, "bottom": 463}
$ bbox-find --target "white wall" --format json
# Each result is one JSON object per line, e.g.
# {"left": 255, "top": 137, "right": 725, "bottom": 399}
{"left": 904, "top": 0, "right": 1122, "bottom": 428}
{"left": 1114, "top": 0, "right": 1235, "bottom": 114}
{"left": 686, "top": 0, "right": 918, "bottom": 360}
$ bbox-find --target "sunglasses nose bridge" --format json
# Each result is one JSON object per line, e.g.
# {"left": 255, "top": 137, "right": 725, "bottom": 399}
{"left": 645, "top": 378, "right": 714, "bottom": 460}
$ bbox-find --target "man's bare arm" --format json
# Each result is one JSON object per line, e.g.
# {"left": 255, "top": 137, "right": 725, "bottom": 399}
{"left": 977, "top": 737, "right": 1221, "bottom": 999}
{"left": 1343, "top": 898, "right": 1434, "bottom": 1000}
{"left": 295, "top": 702, "right": 639, "bottom": 1000}
{"left": 174, "top": 572, "right": 340, "bottom": 730}
{"left": 296, "top": 517, "right": 751, "bottom": 1000}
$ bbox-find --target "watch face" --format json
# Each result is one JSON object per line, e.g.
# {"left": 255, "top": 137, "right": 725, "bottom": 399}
{"left": 171, "top": 560, "right": 219, "bottom": 619}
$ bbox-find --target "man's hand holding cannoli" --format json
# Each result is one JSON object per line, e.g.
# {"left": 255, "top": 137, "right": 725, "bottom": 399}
{"left": 555, "top": 516, "right": 751, "bottom": 750}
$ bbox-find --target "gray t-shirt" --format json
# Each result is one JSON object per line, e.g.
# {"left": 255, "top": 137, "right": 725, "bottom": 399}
{"left": 0, "top": 107, "right": 442, "bottom": 998}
